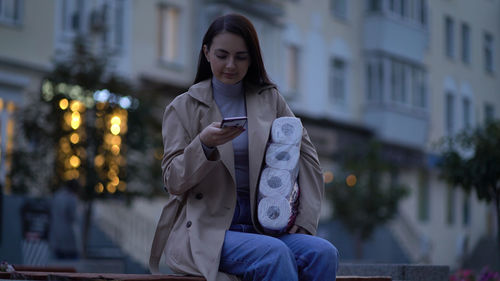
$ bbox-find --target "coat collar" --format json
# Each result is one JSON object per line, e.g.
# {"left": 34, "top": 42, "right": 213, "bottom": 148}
{"left": 187, "top": 79, "right": 276, "bottom": 196}
{"left": 187, "top": 79, "right": 275, "bottom": 106}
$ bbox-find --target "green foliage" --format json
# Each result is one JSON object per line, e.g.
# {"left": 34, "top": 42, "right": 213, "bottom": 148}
{"left": 327, "top": 141, "right": 409, "bottom": 241}
{"left": 10, "top": 97, "right": 57, "bottom": 195}
{"left": 438, "top": 120, "right": 500, "bottom": 250}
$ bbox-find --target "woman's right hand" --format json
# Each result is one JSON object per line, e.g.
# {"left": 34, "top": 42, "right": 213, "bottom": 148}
{"left": 200, "top": 122, "right": 245, "bottom": 148}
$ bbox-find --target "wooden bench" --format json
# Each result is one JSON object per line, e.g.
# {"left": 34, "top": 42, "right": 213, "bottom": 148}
{"left": 0, "top": 271, "right": 392, "bottom": 281}
{"left": 13, "top": 264, "right": 77, "bottom": 272}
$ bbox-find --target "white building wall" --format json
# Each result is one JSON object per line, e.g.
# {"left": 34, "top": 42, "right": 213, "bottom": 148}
{"left": 0, "top": 1, "right": 55, "bottom": 68}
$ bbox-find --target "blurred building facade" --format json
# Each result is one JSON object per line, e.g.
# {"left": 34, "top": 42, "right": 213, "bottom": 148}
{"left": 0, "top": 0, "right": 499, "bottom": 269}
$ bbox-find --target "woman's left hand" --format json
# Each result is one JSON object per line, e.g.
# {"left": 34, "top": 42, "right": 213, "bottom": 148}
{"left": 288, "top": 225, "right": 309, "bottom": 234}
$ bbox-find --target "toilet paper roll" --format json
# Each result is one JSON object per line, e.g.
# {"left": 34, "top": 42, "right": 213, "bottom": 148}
{"left": 258, "top": 197, "right": 292, "bottom": 231}
{"left": 265, "top": 143, "right": 300, "bottom": 172}
{"left": 259, "top": 167, "right": 293, "bottom": 198}
{"left": 271, "top": 117, "right": 303, "bottom": 145}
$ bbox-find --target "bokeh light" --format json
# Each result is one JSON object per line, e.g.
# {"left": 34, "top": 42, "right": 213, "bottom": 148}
{"left": 346, "top": 174, "right": 357, "bottom": 187}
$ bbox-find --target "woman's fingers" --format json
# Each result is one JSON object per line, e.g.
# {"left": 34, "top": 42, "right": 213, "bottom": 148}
{"left": 200, "top": 123, "right": 245, "bottom": 147}
{"left": 218, "top": 126, "right": 245, "bottom": 143}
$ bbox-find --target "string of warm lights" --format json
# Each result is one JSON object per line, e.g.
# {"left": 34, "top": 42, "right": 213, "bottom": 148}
{"left": 94, "top": 104, "right": 128, "bottom": 194}
{"left": 58, "top": 99, "right": 86, "bottom": 183}
{"left": 42, "top": 79, "right": 134, "bottom": 194}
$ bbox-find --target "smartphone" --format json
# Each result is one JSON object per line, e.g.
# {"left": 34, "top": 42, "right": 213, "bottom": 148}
{"left": 221, "top": 116, "right": 247, "bottom": 128}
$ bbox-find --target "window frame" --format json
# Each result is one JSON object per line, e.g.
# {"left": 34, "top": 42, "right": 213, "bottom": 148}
{"left": 445, "top": 92, "right": 455, "bottom": 135}
{"left": 158, "top": 3, "right": 182, "bottom": 67}
{"left": 461, "top": 22, "right": 470, "bottom": 65}
{"left": 462, "top": 97, "right": 471, "bottom": 129}
{"left": 329, "top": 57, "right": 347, "bottom": 105}
{"left": 484, "top": 103, "right": 495, "bottom": 124}
{"left": 484, "top": 32, "right": 494, "bottom": 73}
{"left": 0, "top": 0, "right": 23, "bottom": 26}
{"left": 331, "top": 0, "right": 347, "bottom": 20}
{"left": 445, "top": 16, "right": 455, "bottom": 59}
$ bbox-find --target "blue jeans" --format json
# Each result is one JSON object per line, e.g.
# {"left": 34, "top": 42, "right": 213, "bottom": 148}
{"left": 219, "top": 227, "right": 339, "bottom": 281}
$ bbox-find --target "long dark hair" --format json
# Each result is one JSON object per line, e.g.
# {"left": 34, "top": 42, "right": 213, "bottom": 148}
{"left": 194, "top": 14, "right": 273, "bottom": 86}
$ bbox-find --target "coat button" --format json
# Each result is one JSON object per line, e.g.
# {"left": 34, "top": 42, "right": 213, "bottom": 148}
{"left": 186, "top": 221, "right": 192, "bottom": 228}
{"left": 195, "top": 193, "right": 203, "bottom": 200}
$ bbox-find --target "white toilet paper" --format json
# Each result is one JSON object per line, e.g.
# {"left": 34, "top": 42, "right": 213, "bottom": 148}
{"left": 259, "top": 167, "right": 293, "bottom": 198}
{"left": 257, "top": 196, "right": 292, "bottom": 231}
{"left": 257, "top": 117, "right": 303, "bottom": 234}
{"left": 271, "top": 117, "right": 303, "bottom": 145}
{"left": 265, "top": 143, "right": 300, "bottom": 172}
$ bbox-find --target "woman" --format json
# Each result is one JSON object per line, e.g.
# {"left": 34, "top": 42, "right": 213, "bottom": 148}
{"left": 150, "top": 13, "right": 339, "bottom": 281}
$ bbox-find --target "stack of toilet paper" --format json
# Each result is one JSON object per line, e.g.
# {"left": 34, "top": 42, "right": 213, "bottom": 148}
{"left": 258, "top": 117, "right": 302, "bottom": 234}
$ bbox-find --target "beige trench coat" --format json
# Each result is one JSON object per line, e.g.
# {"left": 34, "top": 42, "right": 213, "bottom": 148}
{"left": 150, "top": 79, "right": 324, "bottom": 281}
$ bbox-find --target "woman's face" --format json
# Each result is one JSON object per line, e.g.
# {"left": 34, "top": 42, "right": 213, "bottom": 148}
{"left": 204, "top": 32, "right": 250, "bottom": 85}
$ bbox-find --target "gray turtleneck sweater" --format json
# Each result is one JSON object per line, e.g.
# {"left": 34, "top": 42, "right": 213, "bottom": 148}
{"left": 202, "top": 77, "right": 251, "bottom": 225}
{"left": 212, "top": 77, "right": 252, "bottom": 224}
{"left": 212, "top": 77, "right": 249, "bottom": 192}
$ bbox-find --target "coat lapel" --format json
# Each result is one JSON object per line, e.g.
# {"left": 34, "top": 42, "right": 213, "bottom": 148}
{"left": 245, "top": 84, "right": 274, "bottom": 213}
{"left": 190, "top": 80, "right": 275, "bottom": 202}
{"left": 193, "top": 81, "right": 236, "bottom": 184}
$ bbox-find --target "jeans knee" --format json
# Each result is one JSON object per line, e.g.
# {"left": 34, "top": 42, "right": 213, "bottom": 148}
{"left": 266, "top": 240, "right": 295, "bottom": 263}
{"left": 251, "top": 240, "right": 297, "bottom": 280}
{"left": 319, "top": 243, "right": 339, "bottom": 269}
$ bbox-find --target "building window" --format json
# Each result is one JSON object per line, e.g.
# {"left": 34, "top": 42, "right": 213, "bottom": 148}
{"left": 389, "top": 0, "right": 395, "bottom": 12}
{"left": 411, "top": 68, "right": 426, "bottom": 108}
{"left": 445, "top": 92, "right": 455, "bottom": 135}
{"left": 377, "top": 61, "right": 384, "bottom": 102}
{"left": 366, "top": 64, "right": 373, "bottom": 100}
{"left": 399, "top": 0, "right": 406, "bottom": 17}
{"left": 368, "top": 56, "right": 426, "bottom": 109}
{"left": 390, "top": 61, "right": 406, "bottom": 104}
{"left": 330, "top": 58, "right": 346, "bottom": 104}
{"left": 0, "top": 0, "right": 22, "bottom": 25}
{"left": 114, "top": 0, "right": 125, "bottom": 49}
{"left": 461, "top": 23, "right": 470, "bottom": 64}
{"left": 285, "top": 44, "right": 300, "bottom": 96}
{"left": 159, "top": 5, "right": 180, "bottom": 64}
{"left": 417, "top": 0, "right": 427, "bottom": 25}
{"left": 366, "top": 60, "right": 384, "bottom": 102}
{"left": 484, "top": 103, "right": 495, "bottom": 123}
{"left": 331, "top": 0, "right": 347, "bottom": 19}
{"left": 89, "top": 0, "right": 126, "bottom": 53}
{"left": 388, "top": 0, "right": 406, "bottom": 17}
{"left": 367, "top": 0, "right": 382, "bottom": 12}
{"left": 445, "top": 16, "right": 455, "bottom": 58}
{"left": 463, "top": 98, "right": 471, "bottom": 129}
{"left": 386, "top": 0, "right": 426, "bottom": 25}
{"left": 462, "top": 193, "right": 470, "bottom": 226}
{"left": 62, "top": 0, "right": 85, "bottom": 35}
{"left": 484, "top": 32, "right": 494, "bottom": 73}
{"left": 446, "top": 185, "right": 455, "bottom": 225}
{"left": 418, "top": 171, "right": 430, "bottom": 222}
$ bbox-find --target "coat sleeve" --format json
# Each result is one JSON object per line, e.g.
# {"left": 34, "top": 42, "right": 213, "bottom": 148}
{"left": 161, "top": 103, "right": 221, "bottom": 195}
{"left": 275, "top": 91, "right": 324, "bottom": 236}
